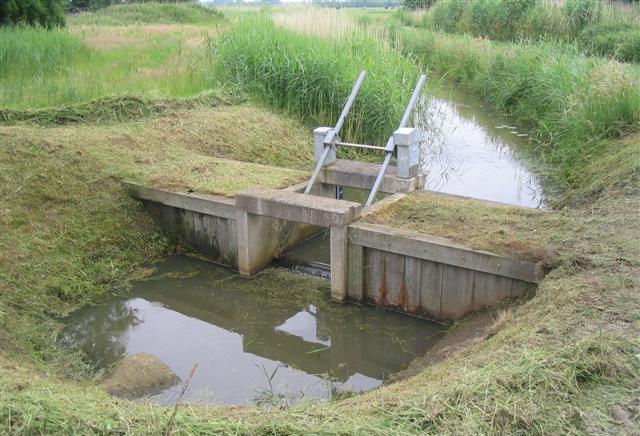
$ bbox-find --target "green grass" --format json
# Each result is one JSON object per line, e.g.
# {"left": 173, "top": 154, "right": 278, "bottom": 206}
{"left": 0, "top": 90, "right": 238, "bottom": 125}
{"left": 411, "top": 0, "right": 640, "bottom": 63}
{"left": 68, "top": 2, "right": 224, "bottom": 26}
{"left": 396, "top": 28, "right": 640, "bottom": 187}
{"left": 578, "top": 22, "right": 640, "bottom": 63}
{"left": 0, "top": 26, "right": 86, "bottom": 77}
{"left": 214, "top": 15, "right": 422, "bottom": 146}
{"left": 0, "top": 4, "right": 225, "bottom": 110}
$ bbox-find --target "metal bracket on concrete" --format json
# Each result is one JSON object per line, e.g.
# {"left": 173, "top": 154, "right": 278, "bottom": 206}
{"left": 304, "top": 70, "right": 427, "bottom": 208}
{"left": 365, "top": 74, "right": 426, "bottom": 207}
{"left": 305, "top": 70, "right": 367, "bottom": 195}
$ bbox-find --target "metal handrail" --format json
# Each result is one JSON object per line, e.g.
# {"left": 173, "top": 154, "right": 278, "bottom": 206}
{"left": 304, "top": 71, "right": 367, "bottom": 195}
{"left": 335, "top": 141, "right": 386, "bottom": 152}
{"left": 364, "top": 74, "right": 426, "bottom": 207}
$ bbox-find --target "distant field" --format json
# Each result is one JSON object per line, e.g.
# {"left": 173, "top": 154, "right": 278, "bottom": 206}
{"left": 0, "top": 3, "right": 223, "bottom": 109}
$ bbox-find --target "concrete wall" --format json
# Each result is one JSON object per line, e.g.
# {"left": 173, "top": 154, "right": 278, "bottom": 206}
{"left": 347, "top": 222, "right": 540, "bottom": 320}
{"left": 125, "top": 181, "right": 541, "bottom": 321}
{"left": 142, "top": 200, "right": 238, "bottom": 267}
{"left": 125, "top": 181, "right": 324, "bottom": 271}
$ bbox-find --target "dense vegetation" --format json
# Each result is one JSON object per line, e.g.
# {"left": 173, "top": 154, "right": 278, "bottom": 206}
{"left": 399, "top": 0, "right": 640, "bottom": 63}
{"left": 0, "top": 3, "right": 222, "bottom": 109}
{"left": 394, "top": 25, "right": 640, "bottom": 188}
{"left": 215, "top": 15, "right": 421, "bottom": 145}
{"left": 67, "top": 0, "right": 193, "bottom": 12}
{"left": 69, "top": 2, "right": 223, "bottom": 25}
{"left": 0, "top": 0, "right": 66, "bottom": 27}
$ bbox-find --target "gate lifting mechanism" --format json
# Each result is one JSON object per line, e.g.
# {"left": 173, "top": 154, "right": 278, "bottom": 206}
{"left": 304, "top": 70, "right": 427, "bottom": 207}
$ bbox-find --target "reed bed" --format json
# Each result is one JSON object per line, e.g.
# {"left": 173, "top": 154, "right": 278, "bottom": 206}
{"left": 272, "top": 7, "right": 391, "bottom": 47}
{"left": 214, "top": 15, "right": 422, "bottom": 145}
{"left": 411, "top": 0, "right": 640, "bottom": 63}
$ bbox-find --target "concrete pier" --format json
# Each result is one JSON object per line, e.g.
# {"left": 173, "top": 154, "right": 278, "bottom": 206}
{"left": 235, "top": 188, "right": 361, "bottom": 301}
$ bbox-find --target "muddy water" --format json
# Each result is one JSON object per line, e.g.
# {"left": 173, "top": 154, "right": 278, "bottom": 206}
{"left": 419, "top": 84, "right": 546, "bottom": 208}
{"left": 61, "top": 255, "right": 444, "bottom": 406}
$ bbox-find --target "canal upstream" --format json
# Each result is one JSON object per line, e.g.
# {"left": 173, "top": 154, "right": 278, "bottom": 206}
{"left": 419, "top": 83, "right": 545, "bottom": 208}
{"left": 61, "top": 256, "right": 445, "bottom": 406}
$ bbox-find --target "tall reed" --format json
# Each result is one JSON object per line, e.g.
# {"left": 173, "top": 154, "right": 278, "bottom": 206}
{"left": 213, "top": 15, "right": 422, "bottom": 145}
{"left": 420, "top": 0, "right": 640, "bottom": 63}
{"left": 0, "top": 26, "right": 86, "bottom": 77}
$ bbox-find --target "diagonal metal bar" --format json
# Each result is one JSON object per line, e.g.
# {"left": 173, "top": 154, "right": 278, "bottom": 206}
{"left": 365, "top": 74, "right": 427, "bottom": 207}
{"left": 304, "top": 70, "right": 367, "bottom": 195}
{"left": 333, "top": 70, "right": 367, "bottom": 138}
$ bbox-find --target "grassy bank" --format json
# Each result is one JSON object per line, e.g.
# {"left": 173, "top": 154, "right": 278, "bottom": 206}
{"left": 214, "top": 15, "right": 421, "bottom": 145}
{"left": 403, "top": 0, "right": 640, "bottom": 63}
{"left": 0, "top": 3, "right": 223, "bottom": 109}
{"left": 396, "top": 27, "right": 640, "bottom": 190}
{"left": 0, "top": 101, "right": 312, "bottom": 384}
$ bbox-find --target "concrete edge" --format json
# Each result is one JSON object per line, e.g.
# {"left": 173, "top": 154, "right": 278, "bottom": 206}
{"left": 235, "top": 188, "right": 362, "bottom": 228}
{"left": 122, "top": 181, "right": 237, "bottom": 220}
{"left": 348, "top": 221, "right": 542, "bottom": 283}
{"left": 361, "top": 193, "right": 407, "bottom": 219}
{"left": 416, "top": 190, "right": 548, "bottom": 212}
{"left": 318, "top": 159, "right": 424, "bottom": 194}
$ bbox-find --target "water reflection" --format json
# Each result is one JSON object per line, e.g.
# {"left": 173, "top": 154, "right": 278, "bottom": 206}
{"left": 417, "top": 85, "right": 546, "bottom": 208}
{"left": 61, "top": 255, "right": 444, "bottom": 406}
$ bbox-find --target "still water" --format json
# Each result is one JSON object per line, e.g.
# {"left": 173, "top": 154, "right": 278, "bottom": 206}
{"left": 419, "top": 84, "right": 546, "bottom": 208}
{"left": 61, "top": 255, "right": 444, "bottom": 406}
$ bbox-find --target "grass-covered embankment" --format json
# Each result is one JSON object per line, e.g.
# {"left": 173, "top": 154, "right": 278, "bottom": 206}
{"left": 0, "top": 100, "right": 314, "bottom": 422}
{"left": 401, "top": 0, "right": 640, "bottom": 63}
{"left": 396, "top": 27, "right": 640, "bottom": 192}
{"left": 1, "top": 3, "right": 223, "bottom": 109}
{"left": 214, "top": 15, "right": 421, "bottom": 145}
{"left": 1, "top": 105, "right": 312, "bottom": 196}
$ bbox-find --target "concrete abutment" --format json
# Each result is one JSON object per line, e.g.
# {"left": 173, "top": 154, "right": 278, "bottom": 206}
{"left": 124, "top": 172, "right": 543, "bottom": 321}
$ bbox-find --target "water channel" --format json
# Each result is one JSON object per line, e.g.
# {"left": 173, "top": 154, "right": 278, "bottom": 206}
{"left": 61, "top": 255, "right": 444, "bottom": 406}
{"left": 419, "top": 84, "right": 546, "bottom": 208}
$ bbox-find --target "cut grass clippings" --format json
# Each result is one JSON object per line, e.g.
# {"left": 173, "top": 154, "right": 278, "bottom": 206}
{"left": 0, "top": 105, "right": 312, "bottom": 197}
{"left": 0, "top": 90, "right": 240, "bottom": 125}
{"left": 365, "top": 192, "right": 563, "bottom": 265}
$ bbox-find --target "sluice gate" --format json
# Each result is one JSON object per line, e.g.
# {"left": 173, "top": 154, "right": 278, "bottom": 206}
{"left": 124, "top": 71, "right": 543, "bottom": 321}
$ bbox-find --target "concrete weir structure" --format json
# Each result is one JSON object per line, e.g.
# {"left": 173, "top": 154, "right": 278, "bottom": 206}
{"left": 124, "top": 129, "right": 543, "bottom": 321}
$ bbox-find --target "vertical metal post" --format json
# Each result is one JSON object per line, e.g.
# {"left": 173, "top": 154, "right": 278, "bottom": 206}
{"left": 304, "top": 71, "right": 367, "bottom": 195}
{"left": 364, "top": 74, "right": 427, "bottom": 207}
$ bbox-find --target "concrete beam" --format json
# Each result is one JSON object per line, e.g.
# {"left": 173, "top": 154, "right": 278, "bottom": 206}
{"left": 123, "top": 181, "right": 236, "bottom": 219}
{"left": 348, "top": 222, "right": 542, "bottom": 283}
{"left": 317, "top": 159, "right": 424, "bottom": 194}
{"left": 235, "top": 188, "right": 361, "bottom": 228}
